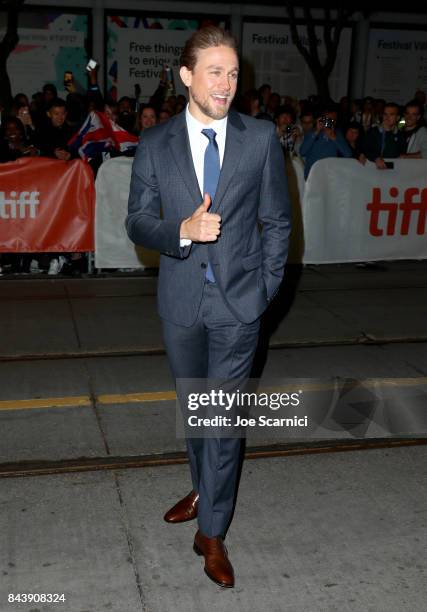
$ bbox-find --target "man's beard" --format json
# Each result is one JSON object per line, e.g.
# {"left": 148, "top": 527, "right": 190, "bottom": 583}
{"left": 190, "top": 88, "right": 231, "bottom": 121}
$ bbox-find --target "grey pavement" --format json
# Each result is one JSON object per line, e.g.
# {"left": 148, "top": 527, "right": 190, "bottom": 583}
{"left": 1, "top": 447, "right": 426, "bottom": 612}
{"left": 0, "top": 262, "right": 426, "bottom": 611}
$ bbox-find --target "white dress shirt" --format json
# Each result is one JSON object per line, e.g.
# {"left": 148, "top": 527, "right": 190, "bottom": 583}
{"left": 180, "top": 106, "right": 228, "bottom": 246}
{"left": 185, "top": 105, "right": 227, "bottom": 192}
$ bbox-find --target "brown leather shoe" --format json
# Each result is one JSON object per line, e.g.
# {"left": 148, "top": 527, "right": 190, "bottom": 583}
{"left": 193, "top": 530, "right": 235, "bottom": 588}
{"left": 163, "top": 491, "right": 199, "bottom": 523}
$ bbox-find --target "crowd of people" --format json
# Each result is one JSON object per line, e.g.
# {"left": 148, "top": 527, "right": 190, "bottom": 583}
{"left": 1, "top": 63, "right": 426, "bottom": 276}
{"left": 235, "top": 87, "right": 427, "bottom": 177}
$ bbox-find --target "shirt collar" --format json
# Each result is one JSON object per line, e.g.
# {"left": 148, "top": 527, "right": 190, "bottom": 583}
{"left": 185, "top": 105, "right": 227, "bottom": 137}
{"left": 380, "top": 125, "right": 399, "bottom": 134}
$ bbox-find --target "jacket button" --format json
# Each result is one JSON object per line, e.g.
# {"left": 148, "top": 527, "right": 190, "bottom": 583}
{"left": 201, "top": 263, "right": 207, "bottom": 269}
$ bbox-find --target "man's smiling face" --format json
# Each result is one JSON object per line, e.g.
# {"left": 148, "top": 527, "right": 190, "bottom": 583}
{"left": 180, "top": 45, "right": 239, "bottom": 124}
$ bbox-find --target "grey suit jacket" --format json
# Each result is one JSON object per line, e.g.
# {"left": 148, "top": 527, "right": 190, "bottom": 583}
{"left": 126, "top": 109, "right": 291, "bottom": 326}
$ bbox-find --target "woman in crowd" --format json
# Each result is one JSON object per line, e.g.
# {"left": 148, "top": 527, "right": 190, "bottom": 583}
{"left": 137, "top": 104, "right": 158, "bottom": 136}
{"left": 344, "top": 121, "right": 366, "bottom": 164}
{"left": 0, "top": 117, "right": 38, "bottom": 162}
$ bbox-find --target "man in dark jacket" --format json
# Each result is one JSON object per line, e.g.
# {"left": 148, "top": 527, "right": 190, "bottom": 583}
{"left": 35, "top": 98, "right": 76, "bottom": 160}
{"left": 126, "top": 26, "right": 291, "bottom": 589}
{"left": 362, "top": 102, "right": 406, "bottom": 168}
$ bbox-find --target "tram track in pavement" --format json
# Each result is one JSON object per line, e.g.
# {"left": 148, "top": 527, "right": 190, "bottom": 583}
{"left": 0, "top": 341, "right": 426, "bottom": 479}
{"left": 0, "top": 437, "right": 426, "bottom": 480}
{"left": 1, "top": 370, "right": 426, "bottom": 480}
{"left": 1, "top": 334, "right": 427, "bottom": 363}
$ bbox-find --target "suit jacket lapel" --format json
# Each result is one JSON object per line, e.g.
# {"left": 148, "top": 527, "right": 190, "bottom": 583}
{"left": 168, "top": 113, "right": 202, "bottom": 210}
{"left": 211, "top": 110, "right": 246, "bottom": 214}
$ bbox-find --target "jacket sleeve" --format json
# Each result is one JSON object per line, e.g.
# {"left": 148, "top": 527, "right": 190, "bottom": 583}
{"left": 335, "top": 131, "right": 352, "bottom": 158}
{"left": 361, "top": 129, "right": 380, "bottom": 162}
{"left": 258, "top": 126, "right": 292, "bottom": 301}
{"left": 125, "top": 137, "right": 189, "bottom": 258}
{"left": 299, "top": 131, "right": 317, "bottom": 156}
{"left": 417, "top": 128, "right": 427, "bottom": 159}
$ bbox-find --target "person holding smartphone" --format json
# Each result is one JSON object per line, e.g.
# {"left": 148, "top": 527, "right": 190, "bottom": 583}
{"left": 275, "top": 104, "right": 300, "bottom": 154}
{"left": 15, "top": 103, "right": 36, "bottom": 143}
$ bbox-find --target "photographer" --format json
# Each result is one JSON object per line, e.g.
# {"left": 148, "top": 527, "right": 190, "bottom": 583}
{"left": 299, "top": 108, "right": 352, "bottom": 178}
{"left": 275, "top": 105, "right": 300, "bottom": 154}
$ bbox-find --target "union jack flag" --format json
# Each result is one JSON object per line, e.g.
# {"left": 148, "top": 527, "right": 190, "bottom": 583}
{"left": 68, "top": 111, "right": 138, "bottom": 161}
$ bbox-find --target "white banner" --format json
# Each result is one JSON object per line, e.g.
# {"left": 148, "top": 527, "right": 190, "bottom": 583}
{"left": 94, "top": 157, "right": 427, "bottom": 268}
{"left": 302, "top": 158, "right": 427, "bottom": 263}
{"left": 241, "top": 22, "right": 352, "bottom": 100}
{"left": 364, "top": 29, "right": 427, "bottom": 104}
{"left": 95, "top": 157, "right": 158, "bottom": 269}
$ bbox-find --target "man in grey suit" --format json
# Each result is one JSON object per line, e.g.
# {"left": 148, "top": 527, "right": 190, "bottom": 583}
{"left": 126, "top": 26, "right": 291, "bottom": 588}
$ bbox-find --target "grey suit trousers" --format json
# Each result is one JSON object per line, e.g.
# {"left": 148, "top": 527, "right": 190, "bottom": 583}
{"left": 162, "top": 280, "right": 260, "bottom": 537}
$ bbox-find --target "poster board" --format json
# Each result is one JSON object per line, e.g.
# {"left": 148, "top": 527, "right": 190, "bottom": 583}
{"left": 106, "top": 14, "right": 228, "bottom": 102}
{"left": 0, "top": 8, "right": 90, "bottom": 99}
{"left": 241, "top": 21, "right": 352, "bottom": 100}
{"left": 364, "top": 27, "right": 427, "bottom": 103}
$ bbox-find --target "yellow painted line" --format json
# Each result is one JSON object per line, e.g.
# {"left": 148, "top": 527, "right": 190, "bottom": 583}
{"left": 98, "top": 381, "right": 426, "bottom": 405}
{"left": 0, "top": 396, "right": 91, "bottom": 411}
{"left": 0, "top": 378, "right": 426, "bottom": 412}
{"left": 0, "top": 391, "right": 177, "bottom": 412}
{"left": 97, "top": 391, "right": 177, "bottom": 405}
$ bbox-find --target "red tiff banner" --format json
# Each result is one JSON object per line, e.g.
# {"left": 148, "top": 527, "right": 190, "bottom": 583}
{"left": 0, "top": 157, "right": 95, "bottom": 252}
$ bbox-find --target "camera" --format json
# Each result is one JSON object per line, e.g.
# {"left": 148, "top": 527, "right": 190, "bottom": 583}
{"left": 320, "top": 116, "right": 335, "bottom": 129}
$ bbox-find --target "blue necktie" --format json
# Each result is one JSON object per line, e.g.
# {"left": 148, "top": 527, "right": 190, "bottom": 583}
{"left": 202, "top": 128, "right": 220, "bottom": 283}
